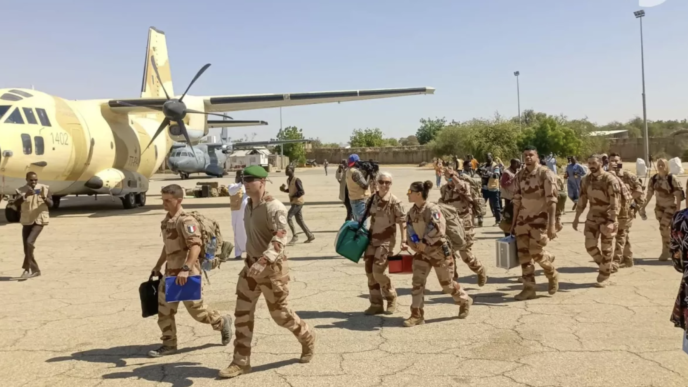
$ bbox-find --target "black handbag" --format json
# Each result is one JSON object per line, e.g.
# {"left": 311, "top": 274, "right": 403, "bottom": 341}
{"left": 139, "top": 272, "right": 161, "bottom": 318}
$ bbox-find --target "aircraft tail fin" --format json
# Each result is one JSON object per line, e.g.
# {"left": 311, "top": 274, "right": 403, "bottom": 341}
{"left": 140, "top": 27, "right": 174, "bottom": 98}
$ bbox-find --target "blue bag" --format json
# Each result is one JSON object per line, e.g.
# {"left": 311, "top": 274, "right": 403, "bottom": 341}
{"left": 165, "top": 275, "right": 202, "bottom": 303}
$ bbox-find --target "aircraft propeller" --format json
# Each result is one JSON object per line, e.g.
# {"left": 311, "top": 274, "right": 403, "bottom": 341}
{"left": 115, "top": 56, "right": 233, "bottom": 155}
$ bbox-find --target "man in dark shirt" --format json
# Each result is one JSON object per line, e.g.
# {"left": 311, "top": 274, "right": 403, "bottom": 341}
{"left": 280, "top": 165, "right": 315, "bottom": 245}
{"left": 479, "top": 153, "right": 502, "bottom": 225}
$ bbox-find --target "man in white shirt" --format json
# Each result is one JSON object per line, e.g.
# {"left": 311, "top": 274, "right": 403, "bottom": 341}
{"left": 227, "top": 170, "right": 248, "bottom": 260}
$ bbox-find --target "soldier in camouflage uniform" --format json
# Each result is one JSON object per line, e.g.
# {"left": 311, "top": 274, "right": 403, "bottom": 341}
{"left": 573, "top": 155, "right": 621, "bottom": 287}
{"left": 555, "top": 174, "right": 567, "bottom": 232}
{"left": 511, "top": 146, "right": 559, "bottom": 301}
{"left": 219, "top": 166, "right": 315, "bottom": 379}
{"left": 461, "top": 160, "right": 486, "bottom": 227}
{"left": 439, "top": 167, "right": 488, "bottom": 286}
{"left": 149, "top": 184, "right": 232, "bottom": 358}
{"left": 642, "top": 158, "right": 683, "bottom": 261}
{"left": 363, "top": 172, "right": 407, "bottom": 315}
{"left": 608, "top": 153, "right": 645, "bottom": 268}
{"left": 404, "top": 180, "right": 472, "bottom": 327}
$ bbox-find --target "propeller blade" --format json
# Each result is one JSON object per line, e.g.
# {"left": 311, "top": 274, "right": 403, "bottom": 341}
{"left": 150, "top": 55, "right": 171, "bottom": 100}
{"left": 186, "top": 109, "right": 233, "bottom": 120}
{"left": 144, "top": 118, "right": 171, "bottom": 152}
{"left": 178, "top": 120, "right": 195, "bottom": 156}
{"left": 113, "top": 101, "right": 163, "bottom": 111}
{"left": 179, "top": 63, "right": 211, "bottom": 102}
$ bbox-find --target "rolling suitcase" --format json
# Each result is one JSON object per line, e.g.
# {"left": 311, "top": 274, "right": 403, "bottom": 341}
{"left": 495, "top": 235, "right": 519, "bottom": 270}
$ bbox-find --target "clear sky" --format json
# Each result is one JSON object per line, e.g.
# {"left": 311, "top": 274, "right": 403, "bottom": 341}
{"left": 1, "top": 0, "right": 685, "bottom": 144}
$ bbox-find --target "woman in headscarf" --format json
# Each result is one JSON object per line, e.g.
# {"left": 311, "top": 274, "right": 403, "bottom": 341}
{"left": 564, "top": 156, "right": 586, "bottom": 211}
{"left": 643, "top": 158, "right": 684, "bottom": 260}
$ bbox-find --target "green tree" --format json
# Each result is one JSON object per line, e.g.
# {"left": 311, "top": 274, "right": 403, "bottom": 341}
{"left": 349, "top": 128, "right": 385, "bottom": 147}
{"left": 416, "top": 117, "right": 446, "bottom": 145}
{"left": 430, "top": 116, "right": 520, "bottom": 161}
{"left": 383, "top": 138, "right": 399, "bottom": 147}
{"left": 274, "top": 126, "right": 306, "bottom": 165}
{"left": 399, "top": 135, "right": 420, "bottom": 146}
{"left": 518, "top": 117, "right": 582, "bottom": 158}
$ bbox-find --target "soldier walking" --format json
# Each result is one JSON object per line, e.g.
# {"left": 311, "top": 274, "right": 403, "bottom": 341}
{"left": 403, "top": 180, "right": 472, "bottom": 327}
{"left": 572, "top": 155, "right": 621, "bottom": 288}
{"left": 439, "top": 167, "right": 488, "bottom": 286}
{"left": 219, "top": 166, "right": 315, "bottom": 379}
{"left": 608, "top": 153, "right": 645, "bottom": 269}
{"left": 510, "top": 146, "right": 560, "bottom": 301}
{"left": 149, "top": 184, "right": 232, "bottom": 358}
{"left": 227, "top": 170, "right": 248, "bottom": 260}
{"left": 642, "top": 158, "right": 683, "bottom": 261}
{"left": 280, "top": 165, "right": 315, "bottom": 245}
{"left": 362, "top": 172, "right": 407, "bottom": 315}
{"left": 14, "top": 171, "right": 52, "bottom": 279}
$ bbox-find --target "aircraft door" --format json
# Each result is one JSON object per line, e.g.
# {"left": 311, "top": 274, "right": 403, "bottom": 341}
{"left": 208, "top": 147, "right": 218, "bottom": 166}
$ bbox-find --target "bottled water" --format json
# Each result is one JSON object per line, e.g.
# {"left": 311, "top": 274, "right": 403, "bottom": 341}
{"left": 202, "top": 237, "right": 217, "bottom": 271}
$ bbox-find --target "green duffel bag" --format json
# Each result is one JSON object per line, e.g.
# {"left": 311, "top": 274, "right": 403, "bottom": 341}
{"left": 334, "top": 221, "right": 370, "bottom": 263}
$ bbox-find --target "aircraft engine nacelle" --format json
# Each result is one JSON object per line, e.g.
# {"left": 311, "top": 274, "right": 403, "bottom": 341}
{"left": 84, "top": 168, "right": 150, "bottom": 196}
{"left": 168, "top": 96, "right": 207, "bottom": 144}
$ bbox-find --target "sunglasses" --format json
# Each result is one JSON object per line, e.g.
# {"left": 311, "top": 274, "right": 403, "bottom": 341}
{"left": 407, "top": 189, "right": 420, "bottom": 195}
{"left": 377, "top": 180, "right": 392, "bottom": 186}
{"left": 242, "top": 176, "right": 261, "bottom": 183}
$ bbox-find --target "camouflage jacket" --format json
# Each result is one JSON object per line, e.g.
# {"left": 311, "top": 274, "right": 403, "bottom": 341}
{"left": 512, "top": 165, "right": 558, "bottom": 228}
{"left": 578, "top": 171, "right": 621, "bottom": 222}
{"left": 368, "top": 192, "right": 406, "bottom": 248}
{"left": 244, "top": 192, "right": 290, "bottom": 263}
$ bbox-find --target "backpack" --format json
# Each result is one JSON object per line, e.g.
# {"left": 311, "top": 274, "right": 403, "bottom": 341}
{"left": 460, "top": 174, "right": 486, "bottom": 217}
{"left": 610, "top": 173, "right": 634, "bottom": 208}
{"left": 185, "top": 211, "right": 230, "bottom": 273}
{"left": 437, "top": 203, "right": 466, "bottom": 249}
{"left": 651, "top": 173, "right": 686, "bottom": 201}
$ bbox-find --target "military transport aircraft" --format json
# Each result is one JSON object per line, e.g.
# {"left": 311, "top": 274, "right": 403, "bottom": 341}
{"left": 0, "top": 26, "right": 434, "bottom": 222}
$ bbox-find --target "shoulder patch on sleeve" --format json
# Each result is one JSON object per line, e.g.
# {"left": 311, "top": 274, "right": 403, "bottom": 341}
{"left": 186, "top": 224, "right": 197, "bottom": 233}
{"left": 432, "top": 211, "right": 441, "bottom": 221}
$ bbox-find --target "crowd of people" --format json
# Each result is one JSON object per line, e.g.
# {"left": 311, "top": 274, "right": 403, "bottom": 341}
{"left": 10, "top": 146, "right": 688, "bottom": 379}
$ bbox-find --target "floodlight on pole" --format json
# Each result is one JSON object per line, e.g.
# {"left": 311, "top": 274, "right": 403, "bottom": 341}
{"left": 514, "top": 71, "right": 521, "bottom": 130}
{"left": 634, "top": 9, "right": 650, "bottom": 170}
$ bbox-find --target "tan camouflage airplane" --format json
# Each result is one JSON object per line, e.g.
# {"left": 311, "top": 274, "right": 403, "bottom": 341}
{"left": 0, "top": 26, "right": 434, "bottom": 221}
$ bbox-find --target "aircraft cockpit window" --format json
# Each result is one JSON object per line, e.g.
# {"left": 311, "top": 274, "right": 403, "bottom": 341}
{"left": 0, "top": 93, "right": 22, "bottom": 101}
{"left": 36, "top": 108, "right": 51, "bottom": 127}
{"left": 34, "top": 136, "right": 44, "bottom": 155}
{"left": 21, "top": 134, "right": 32, "bottom": 154}
{"left": 0, "top": 105, "right": 10, "bottom": 120}
{"left": 5, "top": 108, "right": 24, "bottom": 124}
{"left": 9, "top": 89, "right": 33, "bottom": 98}
{"left": 22, "top": 108, "right": 38, "bottom": 125}
{"left": 181, "top": 152, "right": 190, "bottom": 157}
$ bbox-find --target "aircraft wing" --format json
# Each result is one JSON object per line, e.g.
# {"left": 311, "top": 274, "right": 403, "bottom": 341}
{"left": 206, "top": 120, "right": 268, "bottom": 128}
{"left": 201, "top": 87, "right": 435, "bottom": 112}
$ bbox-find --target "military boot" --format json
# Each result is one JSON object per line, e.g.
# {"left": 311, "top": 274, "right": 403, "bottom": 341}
{"left": 548, "top": 273, "right": 559, "bottom": 295}
{"left": 659, "top": 246, "right": 671, "bottom": 261}
{"left": 364, "top": 304, "right": 385, "bottom": 315}
{"left": 477, "top": 268, "right": 488, "bottom": 287}
{"left": 514, "top": 287, "right": 536, "bottom": 301}
{"left": 595, "top": 274, "right": 611, "bottom": 288}
{"left": 458, "top": 297, "right": 473, "bottom": 319}
{"left": 148, "top": 345, "right": 178, "bottom": 358}
{"left": 220, "top": 315, "right": 233, "bottom": 345}
{"left": 620, "top": 257, "right": 634, "bottom": 268}
{"left": 403, "top": 316, "right": 425, "bottom": 327}
{"left": 386, "top": 297, "right": 398, "bottom": 314}
{"left": 218, "top": 364, "right": 251, "bottom": 379}
{"left": 611, "top": 263, "right": 619, "bottom": 273}
{"left": 300, "top": 330, "right": 316, "bottom": 363}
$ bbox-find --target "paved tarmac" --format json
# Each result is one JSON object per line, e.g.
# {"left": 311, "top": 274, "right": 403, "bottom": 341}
{"left": 2, "top": 166, "right": 688, "bottom": 387}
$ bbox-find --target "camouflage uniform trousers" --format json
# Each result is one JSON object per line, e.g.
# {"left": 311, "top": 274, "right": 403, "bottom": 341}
{"left": 232, "top": 258, "right": 314, "bottom": 367}
{"left": 409, "top": 253, "right": 469, "bottom": 319}
{"left": 555, "top": 192, "right": 567, "bottom": 231}
{"left": 364, "top": 245, "right": 396, "bottom": 307}
{"left": 157, "top": 278, "right": 223, "bottom": 348}
{"left": 612, "top": 216, "right": 634, "bottom": 266}
{"left": 457, "top": 217, "right": 484, "bottom": 275}
{"left": 515, "top": 223, "right": 557, "bottom": 290}
{"left": 655, "top": 205, "right": 676, "bottom": 250}
{"left": 584, "top": 218, "right": 618, "bottom": 281}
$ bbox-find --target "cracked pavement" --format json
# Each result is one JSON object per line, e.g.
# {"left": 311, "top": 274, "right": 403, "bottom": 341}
{"left": 2, "top": 166, "right": 688, "bottom": 387}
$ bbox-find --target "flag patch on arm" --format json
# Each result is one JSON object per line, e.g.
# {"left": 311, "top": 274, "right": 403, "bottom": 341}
{"left": 187, "top": 225, "right": 197, "bottom": 233}
{"left": 433, "top": 211, "right": 441, "bottom": 221}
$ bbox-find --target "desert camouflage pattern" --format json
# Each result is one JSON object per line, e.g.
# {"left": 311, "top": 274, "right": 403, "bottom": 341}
{"left": 512, "top": 166, "right": 559, "bottom": 290}
{"left": 578, "top": 172, "right": 621, "bottom": 281}
{"left": 438, "top": 179, "right": 485, "bottom": 275}
{"left": 555, "top": 175, "right": 568, "bottom": 231}
{"left": 458, "top": 173, "right": 486, "bottom": 217}
{"left": 611, "top": 170, "right": 645, "bottom": 265}
{"left": 406, "top": 202, "right": 470, "bottom": 319}
{"left": 646, "top": 173, "right": 682, "bottom": 251}
{"left": 364, "top": 192, "right": 405, "bottom": 307}
{"left": 232, "top": 194, "right": 313, "bottom": 367}
{"left": 157, "top": 208, "right": 223, "bottom": 347}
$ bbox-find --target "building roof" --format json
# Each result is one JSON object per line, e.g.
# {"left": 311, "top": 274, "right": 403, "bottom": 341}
{"left": 589, "top": 130, "right": 628, "bottom": 137}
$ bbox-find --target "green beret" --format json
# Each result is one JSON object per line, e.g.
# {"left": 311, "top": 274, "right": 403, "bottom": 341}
{"left": 243, "top": 165, "right": 268, "bottom": 178}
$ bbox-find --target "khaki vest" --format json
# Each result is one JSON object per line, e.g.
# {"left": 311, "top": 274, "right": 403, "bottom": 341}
{"left": 229, "top": 187, "right": 244, "bottom": 211}
{"left": 346, "top": 168, "right": 370, "bottom": 201}
{"left": 289, "top": 177, "right": 304, "bottom": 205}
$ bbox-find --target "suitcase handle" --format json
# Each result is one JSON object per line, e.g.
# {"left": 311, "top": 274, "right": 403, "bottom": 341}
{"left": 150, "top": 271, "right": 162, "bottom": 281}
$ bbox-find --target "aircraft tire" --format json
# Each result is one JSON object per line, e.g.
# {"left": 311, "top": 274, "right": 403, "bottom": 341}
{"left": 122, "top": 193, "right": 137, "bottom": 209}
{"left": 52, "top": 195, "right": 62, "bottom": 210}
{"left": 136, "top": 192, "right": 147, "bottom": 207}
{"left": 4, "top": 206, "right": 20, "bottom": 223}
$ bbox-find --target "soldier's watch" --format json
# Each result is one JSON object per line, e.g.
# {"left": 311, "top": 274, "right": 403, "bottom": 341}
{"left": 181, "top": 265, "right": 190, "bottom": 272}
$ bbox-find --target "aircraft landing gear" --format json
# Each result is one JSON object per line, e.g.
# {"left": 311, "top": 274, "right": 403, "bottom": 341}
{"left": 121, "top": 193, "right": 137, "bottom": 209}
{"left": 180, "top": 172, "right": 190, "bottom": 180}
{"left": 4, "top": 205, "right": 20, "bottom": 223}
{"left": 52, "top": 195, "right": 62, "bottom": 209}
{"left": 136, "top": 192, "right": 147, "bottom": 207}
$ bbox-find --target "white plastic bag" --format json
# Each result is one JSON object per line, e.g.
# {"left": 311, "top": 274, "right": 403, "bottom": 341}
{"left": 636, "top": 158, "right": 647, "bottom": 178}
{"left": 669, "top": 157, "right": 684, "bottom": 175}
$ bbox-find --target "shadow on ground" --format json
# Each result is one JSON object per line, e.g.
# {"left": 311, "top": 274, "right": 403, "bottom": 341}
{"left": 635, "top": 258, "right": 673, "bottom": 267}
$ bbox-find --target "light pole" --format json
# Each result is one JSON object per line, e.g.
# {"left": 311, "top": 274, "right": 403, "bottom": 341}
{"left": 514, "top": 71, "right": 521, "bottom": 129}
{"left": 634, "top": 9, "right": 650, "bottom": 170}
